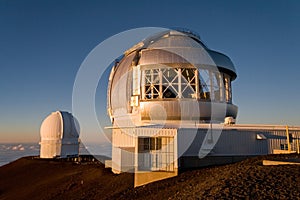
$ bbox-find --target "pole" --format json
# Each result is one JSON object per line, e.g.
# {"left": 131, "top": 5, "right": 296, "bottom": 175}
{"left": 286, "top": 125, "right": 291, "bottom": 153}
{"left": 297, "top": 139, "right": 300, "bottom": 154}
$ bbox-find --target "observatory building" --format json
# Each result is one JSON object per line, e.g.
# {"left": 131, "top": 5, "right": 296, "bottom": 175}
{"left": 40, "top": 111, "right": 80, "bottom": 159}
{"left": 108, "top": 29, "right": 237, "bottom": 124}
{"left": 106, "top": 29, "right": 300, "bottom": 187}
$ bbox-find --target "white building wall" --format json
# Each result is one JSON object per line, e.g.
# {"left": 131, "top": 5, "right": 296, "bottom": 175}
{"left": 111, "top": 127, "right": 177, "bottom": 173}
{"left": 121, "top": 148, "right": 135, "bottom": 172}
{"left": 112, "top": 125, "right": 300, "bottom": 173}
{"left": 112, "top": 129, "right": 135, "bottom": 147}
{"left": 177, "top": 128, "right": 205, "bottom": 157}
{"left": 112, "top": 128, "right": 136, "bottom": 173}
{"left": 40, "top": 140, "right": 61, "bottom": 158}
{"left": 178, "top": 127, "right": 300, "bottom": 164}
{"left": 214, "top": 130, "right": 268, "bottom": 155}
{"left": 112, "top": 146, "right": 122, "bottom": 173}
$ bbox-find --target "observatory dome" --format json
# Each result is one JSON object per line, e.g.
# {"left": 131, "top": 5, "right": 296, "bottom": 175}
{"left": 107, "top": 29, "right": 238, "bottom": 124}
{"left": 40, "top": 111, "right": 79, "bottom": 139}
{"left": 40, "top": 111, "right": 63, "bottom": 140}
{"left": 40, "top": 111, "right": 80, "bottom": 158}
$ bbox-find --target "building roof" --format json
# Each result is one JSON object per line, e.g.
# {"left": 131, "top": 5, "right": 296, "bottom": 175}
{"left": 124, "top": 29, "right": 236, "bottom": 78}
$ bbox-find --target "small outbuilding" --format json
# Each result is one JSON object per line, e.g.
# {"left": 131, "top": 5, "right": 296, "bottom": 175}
{"left": 39, "top": 111, "right": 80, "bottom": 158}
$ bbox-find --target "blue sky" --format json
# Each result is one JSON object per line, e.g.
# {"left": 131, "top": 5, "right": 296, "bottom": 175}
{"left": 1, "top": 0, "right": 300, "bottom": 143}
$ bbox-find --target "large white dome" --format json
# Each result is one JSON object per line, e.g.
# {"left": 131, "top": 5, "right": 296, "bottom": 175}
{"left": 107, "top": 29, "right": 238, "bottom": 124}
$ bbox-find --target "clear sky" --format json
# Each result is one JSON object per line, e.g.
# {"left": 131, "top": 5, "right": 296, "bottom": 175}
{"left": 1, "top": 0, "right": 300, "bottom": 143}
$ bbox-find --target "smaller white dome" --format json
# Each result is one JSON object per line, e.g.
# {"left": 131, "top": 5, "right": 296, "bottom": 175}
{"left": 40, "top": 111, "right": 80, "bottom": 140}
{"left": 40, "top": 111, "right": 80, "bottom": 158}
{"left": 40, "top": 111, "right": 63, "bottom": 140}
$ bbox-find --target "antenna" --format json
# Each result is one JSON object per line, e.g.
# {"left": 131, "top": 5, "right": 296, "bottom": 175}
{"left": 170, "top": 27, "right": 208, "bottom": 48}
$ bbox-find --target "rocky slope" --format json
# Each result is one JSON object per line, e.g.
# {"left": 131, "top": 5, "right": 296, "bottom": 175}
{"left": 0, "top": 154, "right": 299, "bottom": 200}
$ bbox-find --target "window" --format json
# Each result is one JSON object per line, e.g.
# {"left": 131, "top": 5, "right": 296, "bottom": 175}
{"left": 198, "top": 69, "right": 225, "bottom": 102}
{"left": 141, "top": 66, "right": 232, "bottom": 103}
{"left": 138, "top": 137, "right": 174, "bottom": 171}
{"left": 139, "top": 137, "right": 162, "bottom": 151}
{"left": 280, "top": 144, "right": 288, "bottom": 150}
{"left": 181, "top": 68, "right": 197, "bottom": 98}
{"left": 142, "top": 67, "right": 198, "bottom": 99}
{"left": 224, "top": 74, "right": 232, "bottom": 103}
{"left": 144, "top": 69, "right": 160, "bottom": 99}
{"left": 162, "top": 68, "right": 179, "bottom": 98}
{"left": 199, "top": 69, "right": 211, "bottom": 100}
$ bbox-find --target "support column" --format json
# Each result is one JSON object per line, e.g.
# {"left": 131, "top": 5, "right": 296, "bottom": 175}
{"left": 178, "top": 68, "right": 182, "bottom": 98}
{"left": 195, "top": 69, "right": 199, "bottom": 99}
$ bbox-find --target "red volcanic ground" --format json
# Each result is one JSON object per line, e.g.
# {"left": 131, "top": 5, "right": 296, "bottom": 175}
{"left": 0, "top": 155, "right": 300, "bottom": 199}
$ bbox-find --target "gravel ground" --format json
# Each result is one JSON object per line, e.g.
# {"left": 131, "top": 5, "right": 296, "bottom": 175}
{"left": 0, "top": 154, "right": 299, "bottom": 200}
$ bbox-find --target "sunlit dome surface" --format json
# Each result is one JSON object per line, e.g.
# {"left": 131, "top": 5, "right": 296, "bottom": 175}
{"left": 107, "top": 29, "right": 238, "bottom": 123}
{"left": 40, "top": 111, "right": 80, "bottom": 139}
{"left": 124, "top": 29, "right": 236, "bottom": 78}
